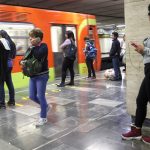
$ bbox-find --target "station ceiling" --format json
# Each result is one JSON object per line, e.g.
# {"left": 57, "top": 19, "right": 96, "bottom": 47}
{"left": 0, "top": 0, "right": 124, "bottom": 26}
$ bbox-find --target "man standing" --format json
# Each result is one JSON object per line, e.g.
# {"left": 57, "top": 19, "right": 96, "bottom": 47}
{"left": 109, "top": 32, "right": 122, "bottom": 81}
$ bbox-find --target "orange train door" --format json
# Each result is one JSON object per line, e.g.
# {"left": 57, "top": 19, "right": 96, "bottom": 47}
{"left": 51, "top": 24, "right": 78, "bottom": 78}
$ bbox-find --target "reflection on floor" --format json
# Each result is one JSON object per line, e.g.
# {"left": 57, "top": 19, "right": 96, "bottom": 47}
{"left": 1, "top": 71, "right": 150, "bottom": 150}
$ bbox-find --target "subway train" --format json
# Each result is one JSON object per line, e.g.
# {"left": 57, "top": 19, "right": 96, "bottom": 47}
{"left": 0, "top": 4, "right": 101, "bottom": 89}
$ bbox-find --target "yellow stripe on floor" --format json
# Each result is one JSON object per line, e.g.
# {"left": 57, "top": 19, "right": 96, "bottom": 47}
{"left": 51, "top": 89, "right": 61, "bottom": 92}
{"left": 15, "top": 103, "right": 23, "bottom": 107}
{"left": 22, "top": 97, "right": 30, "bottom": 100}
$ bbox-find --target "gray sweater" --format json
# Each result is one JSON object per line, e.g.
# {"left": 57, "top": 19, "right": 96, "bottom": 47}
{"left": 143, "top": 37, "right": 150, "bottom": 64}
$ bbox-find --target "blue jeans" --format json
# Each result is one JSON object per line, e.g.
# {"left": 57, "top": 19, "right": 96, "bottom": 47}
{"left": 29, "top": 73, "right": 49, "bottom": 118}
{"left": 112, "top": 57, "right": 121, "bottom": 79}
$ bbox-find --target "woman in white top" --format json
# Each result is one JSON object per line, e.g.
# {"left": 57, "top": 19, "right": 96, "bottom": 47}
{"left": 57, "top": 30, "right": 76, "bottom": 87}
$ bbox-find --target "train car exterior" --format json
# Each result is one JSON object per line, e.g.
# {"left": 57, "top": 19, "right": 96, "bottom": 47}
{"left": 0, "top": 4, "right": 101, "bottom": 89}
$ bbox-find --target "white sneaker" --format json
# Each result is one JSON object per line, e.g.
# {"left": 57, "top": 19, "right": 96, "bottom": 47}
{"left": 85, "top": 77, "right": 91, "bottom": 80}
{"left": 35, "top": 118, "right": 47, "bottom": 127}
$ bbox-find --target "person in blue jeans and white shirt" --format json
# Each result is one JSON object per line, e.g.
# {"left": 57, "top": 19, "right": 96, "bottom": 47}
{"left": 21, "top": 28, "right": 49, "bottom": 127}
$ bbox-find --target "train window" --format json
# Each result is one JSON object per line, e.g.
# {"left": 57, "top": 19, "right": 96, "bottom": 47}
{"left": 0, "top": 22, "right": 34, "bottom": 55}
{"left": 51, "top": 26, "right": 63, "bottom": 52}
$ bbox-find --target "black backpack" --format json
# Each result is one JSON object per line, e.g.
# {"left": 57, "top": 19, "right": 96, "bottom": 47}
{"left": 66, "top": 40, "right": 77, "bottom": 60}
{"left": 21, "top": 48, "right": 43, "bottom": 77}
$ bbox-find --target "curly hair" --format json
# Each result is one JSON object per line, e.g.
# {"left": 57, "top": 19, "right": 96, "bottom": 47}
{"left": 29, "top": 28, "right": 43, "bottom": 40}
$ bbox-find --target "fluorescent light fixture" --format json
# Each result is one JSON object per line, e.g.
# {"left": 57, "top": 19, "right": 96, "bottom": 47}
{"left": 0, "top": 22, "right": 34, "bottom": 30}
{"left": 117, "top": 24, "right": 126, "bottom": 28}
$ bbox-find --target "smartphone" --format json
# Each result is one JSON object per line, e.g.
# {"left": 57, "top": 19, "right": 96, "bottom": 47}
{"left": 131, "top": 42, "right": 138, "bottom": 48}
{"left": 35, "top": 37, "right": 41, "bottom": 43}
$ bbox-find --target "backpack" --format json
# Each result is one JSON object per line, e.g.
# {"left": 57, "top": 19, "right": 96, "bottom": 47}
{"left": 21, "top": 48, "right": 43, "bottom": 77}
{"left": 86, "top": 42, "right": 97, "bottom": 59}
{"left": 66, "top": 40, "right": 77, "bottom": 60}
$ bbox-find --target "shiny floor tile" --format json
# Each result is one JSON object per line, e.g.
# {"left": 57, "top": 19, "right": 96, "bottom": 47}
{"left": 10, "top": 134, "right": 49, "bottom": 150}
{"left": 0, "top": 71, "right": 149, "bottom": 150}
{"left": 11, "top": 105, "right": 40, "bottom": 116}
{"left": 47, "top": 96, "right": 75, "bottom": 105}
{"left": 0, "top": 139, "right": 19, "bottom": 150}
{"left": 89, "top": 98, "right": 123, "bottom": 107}
{"left": 51, "top": 144, "right": 79, "bottom": 150}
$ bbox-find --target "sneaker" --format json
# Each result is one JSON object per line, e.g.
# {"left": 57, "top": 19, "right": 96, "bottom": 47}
{"left": 142, "top": 136, "right": 150, "bottom": 145}
{"left": 110, "top": 77, "right": 122, "bottom": 81}
{"left": 66, "top": 82, "right": 74, "bottom": 86}
{"left": 121, "top": 125, "right": 142, "bottom": 140}
{"left": 57, "top": 83, "right": 65, "bottom": 87}
{"left": 0, "top": 104, "right": 6, "bottom": 109}
{"left": 86, "top": 77, "right": 91, "bottom": 80}
{"left": 35, "top": 118, "right": 47, "bottom": 127}
{"left": 91, "top": 76, "right": 96, "bottom": 79}
{"left": 7, "top": 101, "right": 15, "bottom": 106}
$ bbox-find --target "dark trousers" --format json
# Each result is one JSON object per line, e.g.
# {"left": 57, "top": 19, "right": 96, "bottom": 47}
{"left": 0, "top": 81, "right": 5, "bottom": 106}
{"left": 5, "top": 67, "right": 15, "bottom": 102}
{"left": 112, "top": 57, "right": 121, "bottom": 79}
{"left": 135, "top": 63, "right": 150, "bottom": 128}
{"left": 61, "top": 57, "right": 75, "bottom": 83}
{"left": 86, "top": 58, "right": 96, "bottom": 78}
{"left": 0, "top": 67, "right": 15, "bottom": 106}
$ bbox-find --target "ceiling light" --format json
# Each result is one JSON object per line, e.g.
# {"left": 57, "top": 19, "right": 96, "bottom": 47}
{"left": 117, "top": 25, "right": 126, "bottom": 28}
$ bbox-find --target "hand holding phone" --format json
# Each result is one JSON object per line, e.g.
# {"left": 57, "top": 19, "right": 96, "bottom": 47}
{"left": 131, "top": 42, "right": 144, "bottom": 54}
{"left": 131, "top": 42, "right": 138, "bottom": 48}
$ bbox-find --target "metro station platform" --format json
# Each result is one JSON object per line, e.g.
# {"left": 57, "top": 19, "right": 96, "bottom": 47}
{"left": 0, "top": 71, "right": 150, "bottom": 150}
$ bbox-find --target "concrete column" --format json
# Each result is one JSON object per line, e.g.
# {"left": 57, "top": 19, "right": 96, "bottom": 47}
{"left": 125, "top": 0, "right": 150, "bottom": 118}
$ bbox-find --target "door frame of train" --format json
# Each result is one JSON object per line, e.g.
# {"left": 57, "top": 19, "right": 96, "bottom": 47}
{"left": 50, "top": 23, "right": 79, "bottom": 78}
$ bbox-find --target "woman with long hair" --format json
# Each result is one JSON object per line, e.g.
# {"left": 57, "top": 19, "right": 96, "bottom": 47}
{"left": 57, "top": 30, "right": 76, "bottom": 87}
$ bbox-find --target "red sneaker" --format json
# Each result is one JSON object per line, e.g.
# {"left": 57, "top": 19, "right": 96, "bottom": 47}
{"left": 121, "top": 125, "right": 142, "bottom": 140}
{"left": 142, "top": 136, "right": 150, "bottom": 145}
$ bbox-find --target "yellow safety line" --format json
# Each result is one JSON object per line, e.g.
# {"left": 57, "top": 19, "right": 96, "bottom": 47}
{"left": 15, "top": 103, "right": 23, "bottom": 107}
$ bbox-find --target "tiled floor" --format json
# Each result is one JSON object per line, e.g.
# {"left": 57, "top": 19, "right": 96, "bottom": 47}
{"left": 1, "top": 71, "right": 150, "bottom": 150}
